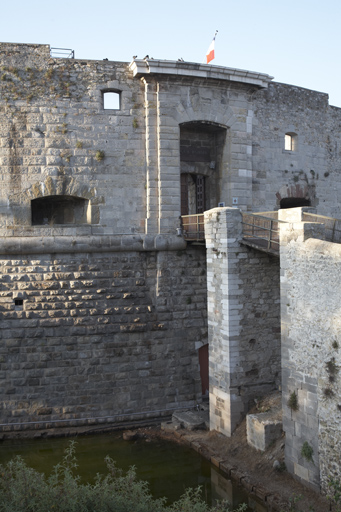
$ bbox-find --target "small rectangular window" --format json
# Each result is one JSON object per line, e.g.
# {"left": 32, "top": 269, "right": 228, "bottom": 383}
{"left": 285, "top": 134, "right": 293, "bottom": 151}
{"left": 103, "top": 91, "right": 120, "bottom": 110}
{"left": 285, "top": 132, "right": 297, "bottom": 152}
{"left": 14, "top": 299, "right": 23, "bottom": 307}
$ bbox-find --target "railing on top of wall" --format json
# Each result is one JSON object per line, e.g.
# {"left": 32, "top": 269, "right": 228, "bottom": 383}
{"left": 181, "top": 214, "right": 205, "bottom": 242}
{"left": 302, "top": 212, "right": 341, "bottom": 244}
{"left": 241, "top": 212, "right": 284, "bottom": 255}
{"left": 181, "top": 210, "right": 341, "bottom": 248}
{"left": 50, "top": 48, "right": 75, "bottom": 59}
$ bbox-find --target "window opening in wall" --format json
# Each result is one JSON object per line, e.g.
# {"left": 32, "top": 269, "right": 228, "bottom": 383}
{"left": 14, "top": 299, "right": 23, "bottom": 306}
{"left": 103, "top": 91, "right": 120, "bottom": 110}
{"left": 285, "top": 132, "right": 297, "bottom": 151}
{"left": 280, "top": 197, "right": 311, "bottom": 208}
{"left": 31, "top": 196, "right": 89, "bottom": 226}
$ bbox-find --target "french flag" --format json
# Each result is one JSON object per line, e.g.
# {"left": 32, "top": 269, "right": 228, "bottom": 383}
{"left": 206, "top": 31, "right": 218, "bottom": 64}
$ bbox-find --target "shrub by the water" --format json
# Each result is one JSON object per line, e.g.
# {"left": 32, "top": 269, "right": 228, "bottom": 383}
{"left": 0, "top": 441, "right": 247, "bottom": 512}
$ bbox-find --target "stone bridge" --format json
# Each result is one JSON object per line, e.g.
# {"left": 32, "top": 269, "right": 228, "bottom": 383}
{"left": 205, "top": 206, "right": 341, "bottom": 492}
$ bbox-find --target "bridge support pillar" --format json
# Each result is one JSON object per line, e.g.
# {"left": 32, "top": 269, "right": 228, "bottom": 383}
{"left": 204, "top": 207, "right": 281, "bottom": 436}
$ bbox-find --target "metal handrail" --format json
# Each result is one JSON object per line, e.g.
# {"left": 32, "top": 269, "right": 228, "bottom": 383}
{"left": 241, "top": 213, "right": 285, "bottom": 254}
{"left": 302, "top": 212, "right": 341, "bottom": 243}
{"left": 50, "top": 47, "right": 75, "bottom": 59}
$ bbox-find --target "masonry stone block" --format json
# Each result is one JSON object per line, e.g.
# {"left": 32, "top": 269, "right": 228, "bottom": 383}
{"left": 247, "top": 413, "right": 283, "bottom": 452}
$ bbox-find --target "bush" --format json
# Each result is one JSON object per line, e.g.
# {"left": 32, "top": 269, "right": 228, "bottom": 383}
{"left": 0, "top": 441, "right": 246, "bottom": 512}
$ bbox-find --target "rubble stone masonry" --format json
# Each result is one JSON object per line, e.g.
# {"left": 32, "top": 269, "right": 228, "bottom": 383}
{"left": 280, "top": 209, "right": 341, "bottom": 492}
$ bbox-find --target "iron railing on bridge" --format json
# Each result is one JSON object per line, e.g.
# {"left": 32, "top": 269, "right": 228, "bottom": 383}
{"left": 241, "top": 212, "right": 283, "bottom": 255}
{"left": 302, "top": 212, "right": 341, "bottom": 243}
{"left": 181, "top": 210, "right": 341, "bottom": 249}
{"left": 181, "top": 214, "right": 205, "bottom": 242}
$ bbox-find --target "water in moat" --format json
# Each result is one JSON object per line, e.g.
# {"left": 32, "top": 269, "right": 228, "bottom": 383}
{"left": 0, "top": 432, "right": 267, "bottom": 511}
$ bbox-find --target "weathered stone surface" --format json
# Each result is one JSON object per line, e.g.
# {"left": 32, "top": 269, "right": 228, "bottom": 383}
{"left": 172, "top": 410, "right": 208, "bottom": 430}
{"left": 0, "top": 249, "right": 206, "bottom": 430}
{"left": 246, "top": 413, "right": 282, "bottom": 452}
{"left": 1, "top": 42, "right": 341, "bottom": 496}
{"left": 205, "top": 208, "right": 281, "bottom": 437}
{"left": 280, "top": 210, "right": 341, "bottom": 492}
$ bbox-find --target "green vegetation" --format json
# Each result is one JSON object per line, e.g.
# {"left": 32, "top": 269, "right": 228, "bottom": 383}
{"left": 323, "top": 387, "right": 334, "bottom": 398}
{"left": 328, "top": 478, "right": 341, "bottom": 511}
{"left": 280, "top": 493, "right": 316, "bottom": 512}
{"left": 95, "top": 150, "right": 105, "bottom": 162}
{"left": 0, "top": 442, "right": 246, "bottom": 512}
{"left": 45, "top": 68, "right": 54, "bottom": 80}
{"left": 326, "top": 357, "right": 338, "bottom": 382}
{"left": 287, "top": 391, "right": 299, "bottom": 412}
{"left": 301, "top": 441, "right": 314, "bottom": 463}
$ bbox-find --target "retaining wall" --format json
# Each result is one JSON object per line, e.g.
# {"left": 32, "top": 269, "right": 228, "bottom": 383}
{"left": 0, "top": 241, "right": 207, "bottom": 431}
{"left": 280, "top": 209, "right": 341, "bottom": 492}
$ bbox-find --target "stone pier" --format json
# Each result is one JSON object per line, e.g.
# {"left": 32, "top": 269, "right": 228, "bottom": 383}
{"left": 205, "top": 207, "right": 281, "bottom": 436}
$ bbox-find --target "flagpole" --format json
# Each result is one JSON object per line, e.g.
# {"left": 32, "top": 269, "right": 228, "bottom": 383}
{"left": 204, "top": 30, "right": 218, "bottom": 64}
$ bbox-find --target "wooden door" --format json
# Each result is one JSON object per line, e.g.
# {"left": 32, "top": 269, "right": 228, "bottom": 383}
{"left": 198, "top": 344, "right": 209, "bottom": 396}
{"left": 196, "top": 175, "right": 205, "bottom": 214}
{"left": 181, "top": 174, "right": 189, "bottom": 216}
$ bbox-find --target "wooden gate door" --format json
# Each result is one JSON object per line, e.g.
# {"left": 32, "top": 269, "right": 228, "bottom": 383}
{"left": 198, "top": 344, "right": 209, "bottom": 396}
{"left": 181, "top": 174, "right": 189, "bottom": 216}
{"left": 196, "top": 175, "right": 205, "bottom": 214}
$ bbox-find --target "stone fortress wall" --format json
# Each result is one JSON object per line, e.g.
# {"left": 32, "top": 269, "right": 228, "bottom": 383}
{"left": 252, "top": 83, "right": 341, "bottom": 217}
{"left": 0, "top": 43, "right": 210, "bottom": 430}
{"left": 1, "top": 42, "right": 341, "bottom": 493}
{"left": 0, "top": 246, "right": 207, "bottom": 430}
{"left": 279, "top": 209, "right": 341, "bottom": 492}
{"left": 205, "top": 207, "right": 341, "bottom": 493}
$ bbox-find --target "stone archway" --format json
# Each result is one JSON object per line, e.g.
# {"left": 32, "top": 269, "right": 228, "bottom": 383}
{"left": 8, "top": 175, "right": 100, "bottom": 226}
{"left": 276, "top": 182, "right": 316, "bottom": 209}
{"left": 180, "top": 121, "right": 227, "bottom": 215}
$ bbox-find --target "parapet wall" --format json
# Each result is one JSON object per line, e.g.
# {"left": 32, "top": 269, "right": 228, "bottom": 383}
{"left": 280, "top": 210, "right": 341, "bottom": 492}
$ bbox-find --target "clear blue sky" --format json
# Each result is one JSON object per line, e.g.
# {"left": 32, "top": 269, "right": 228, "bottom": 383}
{"left": 2, "top": 0, "right": 341, "bottom": 106}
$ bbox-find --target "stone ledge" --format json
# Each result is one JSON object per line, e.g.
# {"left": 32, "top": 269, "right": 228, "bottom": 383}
{"left": 129, "top": 60, "right": 273, "bottom": 89}
{"left": 0, "top": 234, "right": 187, "bottom": 255}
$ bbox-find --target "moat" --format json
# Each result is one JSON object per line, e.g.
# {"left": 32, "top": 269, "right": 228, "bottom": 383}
{"left": 0, "top": 432, "right": 261, "bottom": 511}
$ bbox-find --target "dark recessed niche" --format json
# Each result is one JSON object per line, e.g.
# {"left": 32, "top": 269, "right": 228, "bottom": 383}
{"left": 31, "top": 195, "right": 88, "bottom": 226}
{"left": 280, "top": 197, "right": 311, "bottom": 209}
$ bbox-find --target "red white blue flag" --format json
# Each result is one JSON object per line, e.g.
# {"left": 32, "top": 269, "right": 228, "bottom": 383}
{"left": 206, "top": 30, "right": 218, "bottom": 64}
